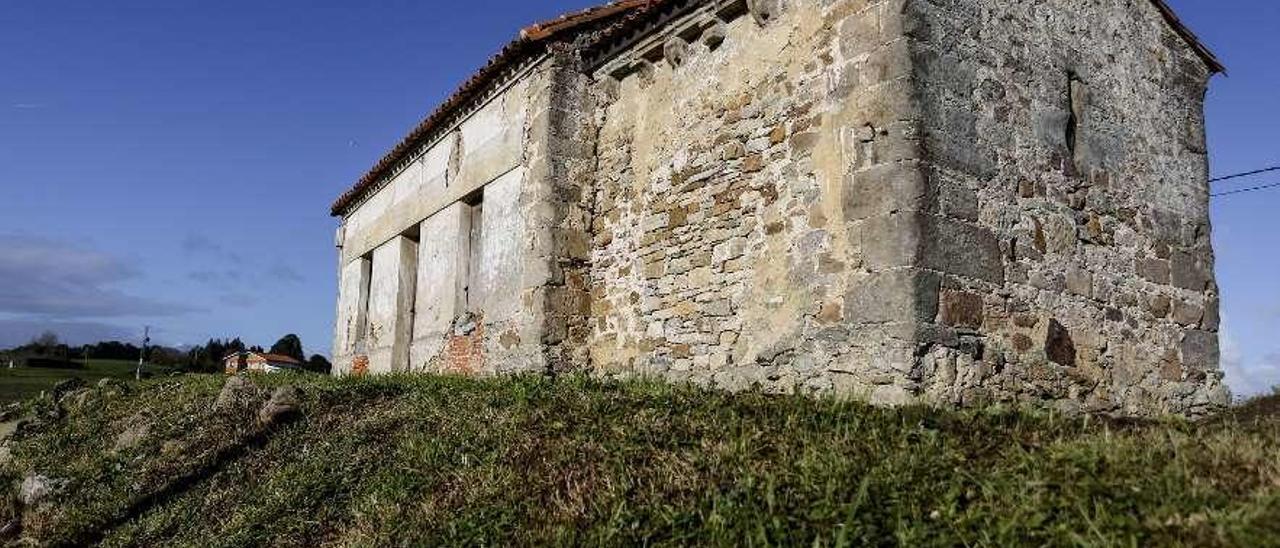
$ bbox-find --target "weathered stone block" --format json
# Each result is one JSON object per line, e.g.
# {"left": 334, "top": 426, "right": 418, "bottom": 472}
{"left": 664, "top": 37, "right": 688, "bottom": 68}
{"left": 920, "top": 216, "right": 1005, "bottom": 284}
{"left": 1202, "top": 297, "right": 1221, "bottom": 331}
{"left": 1180, "top": 330, "right": 1219, "bottom": 371}
{"left": 1146, "top": 294, "right": 1171, "bottom": 319}
{"left": 863, "top": 39, "right": 913, "bottom": 87}
{"left": 845, "top": 269, "right": 940, "bottom": 324}
{"left": 860, "top": 213, "right": 921, "bottom": 269}
{"left": 1065, "top": 268, "right": 1093, "bottom": 298}
{"left": 938, "top": 290, "right": 984, "bottom": 329}
{"left": 1136, "top": 258, "right": 1170, "bottom": 285}
{"left": 1040, "top": 214, "right": 1076, "bottom": 256}
{"left": 1172, "top": 300, "right": 1204, "bottom": 327}
{"left": 843, "top": 162, "right": 927, "bottom": 221}
{"left": 1170, "top": 251, "right": 1212, "bottom": 291}
{"left": 1045, "top": 319, "right": 1076, "bottom": 367}
{"left": 839, "top": 8, "right": 880, "bottom": 58}
{"left": 746, "top": 0, "right": 781, "bottom": 26}
{"left": 937, "top": 181, "right": 979, "bottom": 222}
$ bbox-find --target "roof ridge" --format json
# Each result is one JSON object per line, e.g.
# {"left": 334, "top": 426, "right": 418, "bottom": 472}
{"left": 521, "top": 0, "right": 659, "bottom": 41}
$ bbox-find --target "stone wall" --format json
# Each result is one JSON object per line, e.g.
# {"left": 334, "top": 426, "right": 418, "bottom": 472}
{"left": 523, "top": 45, "right": 599, "bottom": 373}
{"left": 332, "top": 0, "right": 1226, "bottom": 416}
{"left": 903, "top": 0, "right": 1228, "bottom": 416}
{"left": 578, "top": 0, "right": 1225, "bottom": 415}
{"left": 586, "top": 0, "right": 926, "bottom": 402}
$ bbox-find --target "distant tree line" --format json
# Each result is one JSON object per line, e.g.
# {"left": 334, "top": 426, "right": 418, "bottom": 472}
{"left": 1, "top": 331, "right": 331, "bottom": 375}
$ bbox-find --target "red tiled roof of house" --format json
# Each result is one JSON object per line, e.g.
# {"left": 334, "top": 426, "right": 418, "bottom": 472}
{"left": 256, "top": 353, "right": 304, "bottom": 365}
{"left": 329, "top": 0, "right": 1221, "bottom": 217}
{"left": 223, "top": 351, "right": 304, "bottom": 365}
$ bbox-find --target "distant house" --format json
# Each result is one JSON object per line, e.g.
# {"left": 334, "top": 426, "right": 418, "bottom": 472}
{"left": 224, "top": 351, "right": 306, "bottom": 374}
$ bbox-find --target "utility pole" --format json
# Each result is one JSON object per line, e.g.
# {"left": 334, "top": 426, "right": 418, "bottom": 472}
{"left": 136, "top": 326, "right": 150, "bottom": 381}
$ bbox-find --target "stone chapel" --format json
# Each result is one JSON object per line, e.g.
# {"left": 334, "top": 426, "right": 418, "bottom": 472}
{"left": 331, "top": 0, "right": 1230, "bottom": 416}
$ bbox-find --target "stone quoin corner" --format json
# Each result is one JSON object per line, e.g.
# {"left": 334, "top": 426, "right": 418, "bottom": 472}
{"left": 329, "top": 0, "right": 1229, "bottom": 417}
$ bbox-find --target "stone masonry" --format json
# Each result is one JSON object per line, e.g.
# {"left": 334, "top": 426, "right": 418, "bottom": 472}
{"left": 331, "top": 0, "right": 1229, "bottom": 416}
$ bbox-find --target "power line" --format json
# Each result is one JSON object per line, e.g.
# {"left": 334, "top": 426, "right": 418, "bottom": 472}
{"left": 1210, "top": 165, "right": 1280, "bottom": 183}
{"left": 1211, "top": 181, "right": 1280, "bottom": 198}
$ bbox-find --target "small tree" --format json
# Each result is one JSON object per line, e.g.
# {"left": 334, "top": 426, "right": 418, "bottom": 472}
{"left": 269, "top": 334, "right": 306, "bottom": 363}
{"left": 306, "top": 355, "right": 333, "bottom": 375}
{"left": 31, "top": 331, "right": 60, "bottom": 356}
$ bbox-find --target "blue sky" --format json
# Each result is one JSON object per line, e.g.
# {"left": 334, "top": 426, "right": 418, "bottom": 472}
{"left": 0, "top": 1, "right": 1276, "bottom": 395}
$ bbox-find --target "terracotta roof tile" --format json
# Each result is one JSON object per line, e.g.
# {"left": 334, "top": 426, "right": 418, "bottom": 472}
{"left": 223, "top": 351, "right": 305, "bottom": 365}
{"left": 257, "top": 353, "right": 304, "bottom": 365}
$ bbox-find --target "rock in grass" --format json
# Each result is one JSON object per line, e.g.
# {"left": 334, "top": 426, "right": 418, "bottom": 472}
{"left": 39, "top": 402, "right": 63, "bottom": 422}
{"left": 96, "top": 378, "right": 130, "bottom": 397}
{"left": 215, "top": 376, "right": 257, "bottom": 410}
{"left": 0, "top": 419, "right": 19, "bottom": 443}
{"left": 4, "top": 420, "right": 33, "bottom": 444}
{"left": 19, "top": 474, "right": 58, "bottom": 507}
{"left": 113, "top": 414, "right": 151, "bottom": 453}
{"left": 65, "top": 389, "right": 95, "bottom": 411}
{"left": 52, "top": 378, "right": 87, "bottom": 401}
{"left": 257, "top": 386, "right": 302, "bottom": 427}
{"left": 0, "top": 518, "right": 20, "bottom": 540}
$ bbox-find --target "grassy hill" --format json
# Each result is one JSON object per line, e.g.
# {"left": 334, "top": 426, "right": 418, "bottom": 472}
{"left": 0, "top": 360, "right": 175, "bottom": 406}
{"left": 0, "top": 373, "right": 1276, "bottom": 546}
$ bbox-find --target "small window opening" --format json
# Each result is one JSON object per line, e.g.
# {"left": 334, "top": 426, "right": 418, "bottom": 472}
{"left": 447, "top": 130, "right": 465, "bottom": 186}
{"left": 355, "top": 253, "right": 373, "bottom": 352}
{"left": 1066, "top": 73, "right": 1087, "bottom": 174}
{"left": 459, "top": 189, "right": 484, "bottom": 313}
{"left": 401, "top": 225, "right": 421, "bottom": 336}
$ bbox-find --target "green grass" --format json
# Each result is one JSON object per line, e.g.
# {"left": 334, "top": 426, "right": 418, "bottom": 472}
{"left": 1, "top": 373, "right": 1277, "bottom": 546}
{"left": 0, "top": 360, "right": 174, "bottom": 406}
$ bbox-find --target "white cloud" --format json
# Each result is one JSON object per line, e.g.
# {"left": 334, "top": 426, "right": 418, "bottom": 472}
{"left": 1220, "top": 318, "right": 1280, "bottom": 398}
{"left": 0, "top": 233, "right": 196, "bottom": 319}
{"left": 0, "top": 318, "right": 134, "bottom": 348}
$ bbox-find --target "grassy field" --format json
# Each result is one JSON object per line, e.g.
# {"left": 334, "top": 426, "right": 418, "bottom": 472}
{"left": 0, "top": 373, "right": 1277, "bottom": 546}
{"left": 0, "top": 360, "right": 174, "bottom": 406}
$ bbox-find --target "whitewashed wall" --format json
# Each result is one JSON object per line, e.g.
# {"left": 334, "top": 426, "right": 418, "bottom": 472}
{"left": 335, "top": 59, "right": 542, "bottom": 374}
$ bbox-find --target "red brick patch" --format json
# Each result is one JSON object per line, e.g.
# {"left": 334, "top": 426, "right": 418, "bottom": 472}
{"left": 351, "top": 356, "right": 370, "bottom": 377}
{"left": 444, "top": 323, "right": 486, "bottom": 375}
